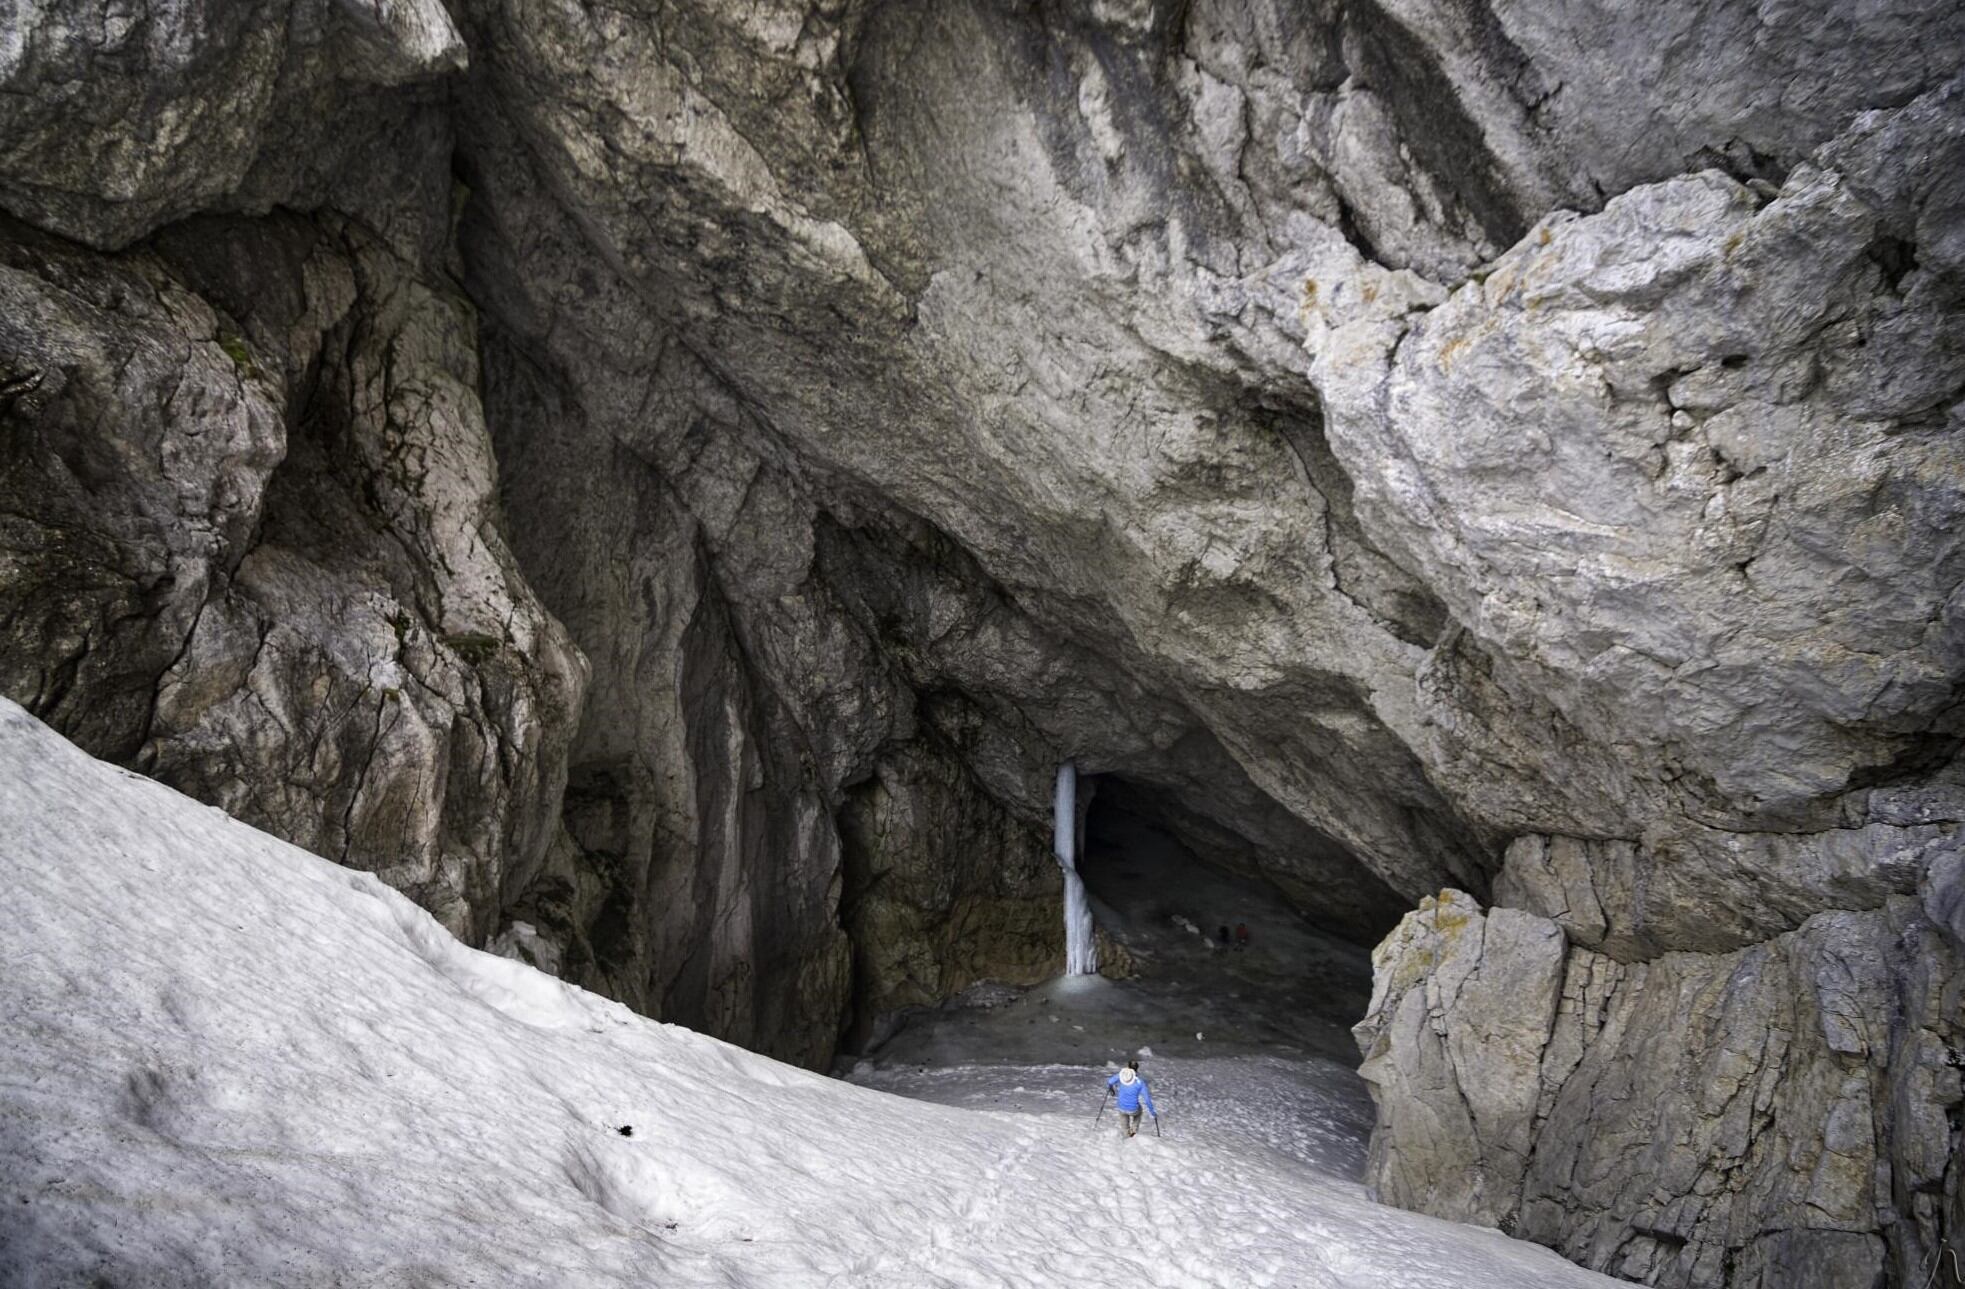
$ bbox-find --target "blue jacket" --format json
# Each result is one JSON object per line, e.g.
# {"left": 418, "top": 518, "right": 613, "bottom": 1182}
{"left": 1107, "top": 1072, "right": 1157, "bottom": 1116}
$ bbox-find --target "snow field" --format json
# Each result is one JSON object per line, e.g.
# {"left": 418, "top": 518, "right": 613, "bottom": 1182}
{"left": 0, "top": 699, "right": 1618, "bottom": 1287}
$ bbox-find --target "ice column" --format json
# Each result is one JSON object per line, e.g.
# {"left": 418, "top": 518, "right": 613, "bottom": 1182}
{"left": 1054, "top": 761, "right": 1098, "bottom": 975}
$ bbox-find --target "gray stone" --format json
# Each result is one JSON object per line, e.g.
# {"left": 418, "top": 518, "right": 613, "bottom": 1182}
{"left": 1355, "top": 892, "right": 1566, "bottom": 1226}
{"left": 1357, "top": 890, "right": 1963, "bottom": 1289}
{"left": 838, "top": 740, "right": 1064, "bottom": 1044}
{"left": 1316, "top": 152, "right": 1965, "bottom": 849}
{"left": 1497, "top": 825, "right": 1956, "bottom": 960}
{"left": 1, "top": 2, "right": 1962, "bottom": 1281}
{"left": 0, "top": 0, "right": 464, "bottom": 254}
{"left": 0, "top": 209, "right": 586, "bottom": 947}
{"left": 0, "top": 217, "right": 284, "bottom": 760}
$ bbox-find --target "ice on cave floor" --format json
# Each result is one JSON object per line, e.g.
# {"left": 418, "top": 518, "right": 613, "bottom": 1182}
{"left": 0, "top": 698, "right": 1619, "bottom": 1288}
{"left": 846, "top": 794, "right": 1393, "bottom": 1182}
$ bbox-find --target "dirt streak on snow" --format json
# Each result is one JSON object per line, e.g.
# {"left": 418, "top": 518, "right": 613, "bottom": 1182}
{"left": 0, "top": 699, "right": 1618, "bottom": 1287}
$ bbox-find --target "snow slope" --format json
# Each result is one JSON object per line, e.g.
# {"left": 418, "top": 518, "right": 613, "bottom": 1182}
{"left": 0, "top": 698, "right": 1618, "bottom": 1287}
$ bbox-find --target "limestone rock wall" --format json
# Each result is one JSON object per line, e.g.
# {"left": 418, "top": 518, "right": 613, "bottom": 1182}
{"left": 1332, "top": 75, "right": 1965, "bottom": 1284}
{"left": 838, "top": 740, "right": 1063, "bottom": 1044}
{"left": 1310, "top": 79, "right": 1965, "bottom": 899}
{"left": 0, "top": 208, "right": 586, "bottom": 942}
{"left": 1357, "top": 890, "right": 1963, "bottom": 1289}
{"left": 1, "top": 0, "right": 464, "bottom": 256}
{"left": 1, "top": 1, "right": 1962, "bottom": 1280}
{"left": 475, "top": 306, "right": 878, "bottom": 1068}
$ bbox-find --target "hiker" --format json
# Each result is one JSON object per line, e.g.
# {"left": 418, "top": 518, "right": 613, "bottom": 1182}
{"left": 1234, "top": 922, "right": 1249, "bottom": 949}
{"left": 1216, "top": 924, "right": 1230, "bottom": 946}
{"left": 1105, "top": 1060, "right": 1158, "bottom": 1138}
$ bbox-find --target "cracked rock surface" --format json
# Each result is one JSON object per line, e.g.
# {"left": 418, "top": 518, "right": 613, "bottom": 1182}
{"left": 1, "top": 2, "right": 1961, "bottom": 1283}
{"left": 1357, "top": 890, "right": 1962, "bottom": 1289}
{"left": 1, "top": 207, "right": 587, "bottom": 943}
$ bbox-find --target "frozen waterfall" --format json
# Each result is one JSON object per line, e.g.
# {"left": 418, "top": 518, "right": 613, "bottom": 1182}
{"left": 1053, "top": 761, "right": 1097, "bottom": 975}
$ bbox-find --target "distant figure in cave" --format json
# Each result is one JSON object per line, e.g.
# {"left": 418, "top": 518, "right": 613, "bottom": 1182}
{"left": 1234, "top": 922, "right": 1249, "bottom": 949}
{"left": 1217, "top": 924, "right": 1231, "bottom": 947}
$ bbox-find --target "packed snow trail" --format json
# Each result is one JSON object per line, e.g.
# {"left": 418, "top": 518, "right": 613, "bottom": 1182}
{"left": 0, "top": 699, "right": 1617, "bottom": 1287}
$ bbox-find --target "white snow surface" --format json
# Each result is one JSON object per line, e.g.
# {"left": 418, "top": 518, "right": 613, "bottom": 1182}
{"left": 0, "top": 699, "right": 1618, "bottom": 1287}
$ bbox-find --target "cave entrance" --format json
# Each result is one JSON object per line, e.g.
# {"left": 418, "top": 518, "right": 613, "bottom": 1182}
{"left": 843, "top": 770, "right": 1380, "bottom": 1178}
{"left": 1075, "top": 774, "right": 1376, "bottom": 1066}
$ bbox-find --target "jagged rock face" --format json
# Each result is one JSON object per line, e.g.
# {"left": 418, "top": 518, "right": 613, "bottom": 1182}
{"left": 838, "top": 741, "right": 1064, "bottom": 1043}
{"left": 445, "top": 0, "right": 1964, "bottom": 927}
{"left": 0, "top": 0, "right": 464, "bottom": 257}
{"left": 1312, "top": 105, "right": 1965, "bottom": 883}
{"left": 1325, "top": 76, "right": 1964, "bottom": 1283}
{"left": 0, "top": 208, "right": 587, "bottom": 942}
{"left": 479, "top": 331, "right": 872, "bottom": 1064}
{"left": 446, "top": 0, "right": 1499, "bottom": 917}
{"left": 0, "top": 218, "right": 284, "bottom": 758}
{"left": 1, "top": 1, "right": 1963, "bottom": 1282}
{"left": 1357, "top": 891, "right": 1962, "bottom": 1289}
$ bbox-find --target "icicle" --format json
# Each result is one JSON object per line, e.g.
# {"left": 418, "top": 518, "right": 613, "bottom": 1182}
{"left": 1054, "top": 761, "right": 1097, "bottom": 975}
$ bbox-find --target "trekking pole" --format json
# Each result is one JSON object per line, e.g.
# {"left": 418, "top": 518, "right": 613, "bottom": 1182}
{"left": 1094, "top": 1089, "right": 1109, "bottom": 1125}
